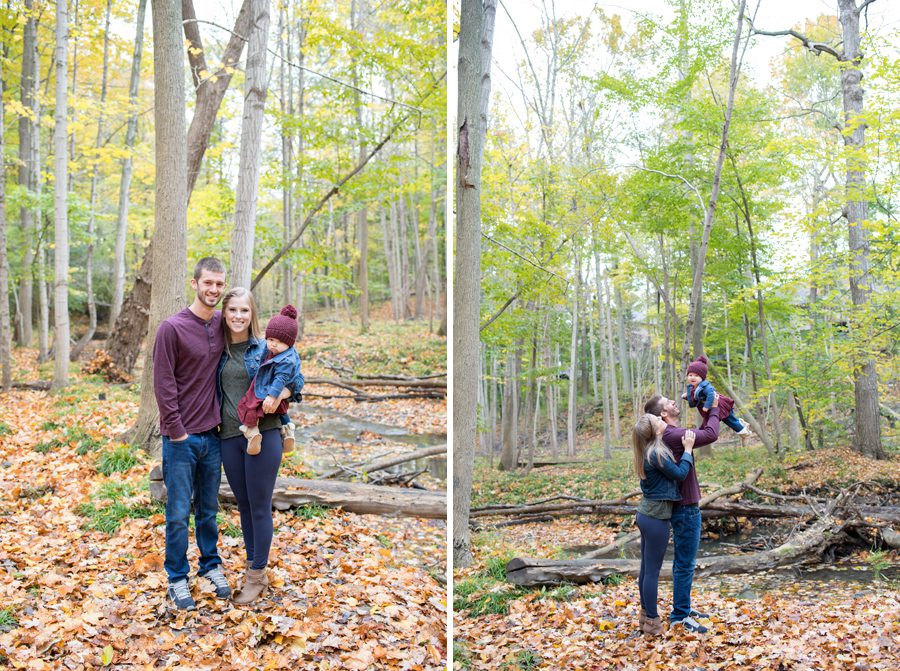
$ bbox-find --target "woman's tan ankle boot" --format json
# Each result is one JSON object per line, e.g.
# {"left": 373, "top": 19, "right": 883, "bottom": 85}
{"left": 639, "top": 608, "right": 648, "bottom": 627}
{"left": 641, "top": 616, "right": 664, "bottom": 636}
{"left": 233, "top": 567, "right": 269, "bottom": 605}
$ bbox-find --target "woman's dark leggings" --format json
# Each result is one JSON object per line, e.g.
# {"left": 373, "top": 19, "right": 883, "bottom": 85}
{"left": 221, "top": 428, "right": 282, "bottom": 570}
{"left": 636, "top": 512, "right": 671, "bottom": 619}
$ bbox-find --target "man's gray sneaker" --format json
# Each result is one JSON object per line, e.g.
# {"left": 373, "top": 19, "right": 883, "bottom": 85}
{"left": 201, "top": 567, "right": 231, "bottom": 598}
{"left": 671, "top": 616, "right": 708, "bottom": 633}
{"left": 167, "top": 580, "right": 196, "bottom": 610}
{"left": 689, "top": 607, "right": 709, "bottom": 619}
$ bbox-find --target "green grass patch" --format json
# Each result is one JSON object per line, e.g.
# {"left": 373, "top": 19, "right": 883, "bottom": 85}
{"left": 217, "top": 513, "right": 243, "bottom": 538}
{"left": 293, "top": 504, "right": 329, "bottom": 520}
{"left": 483, "top": 554, "right": 513, "bottom": 581}
{"left": 454, "top": 574, "right": 526, "bottom": 616}
{"left": 0, "top": 422, "right": 12, "bottom": 436}
{"left": 0, "top": 607, "right": 18, "bottom": 632}
{"left": 376, "top": 534, "right": 393, "bottom": 549}
{"left": 33, "top": 425, "right": 105, "bottom": 455}
{"left": 77, "top": 482, "right": 163, "bottom": 534}
{"left": 538, "top": 583, "right": 580, "bottom": 602}
{"left": 506, "top": 649, "right": 542, "bottom": 671}
{"left": 96, "top": 445, "right": 141, "bottom": 475}
{"left": 453, "top": 642, "right": 473, "bottom": 670}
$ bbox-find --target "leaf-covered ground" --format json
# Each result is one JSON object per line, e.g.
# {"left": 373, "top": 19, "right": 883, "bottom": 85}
{"left": 0, "top": 318, "right": 447, "bottom": 670}
{"left": 456, "top": 436, "right": 900, "bottom": 670}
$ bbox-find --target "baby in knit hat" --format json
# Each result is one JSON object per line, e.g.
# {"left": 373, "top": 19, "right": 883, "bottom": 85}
{"left": 683, "top": 355, "right": 752, "bottom": 442}
{"left": 237, "top": 305, "right": 304, "bottom": 456}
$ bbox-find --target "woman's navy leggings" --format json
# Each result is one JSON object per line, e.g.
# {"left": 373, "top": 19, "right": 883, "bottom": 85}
{"left": 636, "top": 512, "right": 671, "bottom": 619}
{"left": 221, "top": 428, "right": 282, "bottom": 569}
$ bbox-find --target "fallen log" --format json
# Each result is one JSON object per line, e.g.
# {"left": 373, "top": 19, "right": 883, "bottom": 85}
{"left": 149, "top": 465, "right": 445, "bottom": 518}
{"left": 515, "top": 458, "right": 595, "bottom": 468}
{"left": 582, "top": 470, "right": 764, "bottom": 559}
{"left": 506, "top": 514, "right": 850, "bottom": 586}
{"left": 320, "top": 444, "right": 447, "bottom": 479}
{"left": 305, "top": 376, "right": 446, "bottom": 390}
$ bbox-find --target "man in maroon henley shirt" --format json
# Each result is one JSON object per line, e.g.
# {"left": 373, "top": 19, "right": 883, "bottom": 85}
{"left": 644, "top": 393, "right": 722, "bottom": 633}
{"left": 153, "top": 257, "right": 231, "bottom": 610}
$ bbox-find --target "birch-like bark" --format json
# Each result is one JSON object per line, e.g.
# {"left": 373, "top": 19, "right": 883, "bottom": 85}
{"left": 566, "top": 256, "right": 579, "bottom": 457}
{"left": 72, "top": 0, "right": 112, "bottom": 361}
{"left": 52, "top": 0, "right": 70, "bottom": 387}
{"left": 230, "top": 0, "right": 271, "bottom": 288}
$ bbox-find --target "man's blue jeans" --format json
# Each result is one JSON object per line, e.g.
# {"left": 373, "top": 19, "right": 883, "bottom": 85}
{"left": 670, "top": 503, "right": 701, "bottom": 622}
{"left": 162, "top": 431, "right": 222, "bottom": 584}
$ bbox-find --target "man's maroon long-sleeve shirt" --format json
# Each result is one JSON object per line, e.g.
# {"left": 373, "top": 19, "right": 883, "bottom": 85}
{"left": 661, "top": 407, "right": 721, "bottom": 505}
{"left": 153, "top": 308, "right": 224, "bottom": 439}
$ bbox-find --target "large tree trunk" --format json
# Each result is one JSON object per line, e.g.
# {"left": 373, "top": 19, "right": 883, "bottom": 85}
{"left": 16, "top": 0, "right": 37, "bottom": 347}
{"left": 230, "top": 0, "right": 270, "bottom": 288}
{"left": 352, "top": 0, "right": 369, "bottom": 332}
{"left": 131, "top": 0, "right": 190, "bottom": 453}
{"left": 105, "top": 0, "right": 251, "bottom": 375}
{"left": 838, "top": 0, "right": 884, "bottom": 459}
{"left": 72, "top": 0, "right": 112, "bottom": 362}
{"left": 453, "top": 0, "right": 495, "bottom": 568}
{"left": 0, "top": 52, "right": 10, "bottom": 389}
{"left": 52, "top": 0, "right": 70, "bottom": 388}
{"left": 110, "top": 0, "right": 147, "bottom": 331}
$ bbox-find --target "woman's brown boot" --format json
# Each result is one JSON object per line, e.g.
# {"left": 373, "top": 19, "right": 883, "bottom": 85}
{"left": 639, "top": 608, "right": 648, "bottom": 628}
{"left": 641, "top": 616, "right": 664, "bottom": 636}
{"left": 232, "top": 568, "right": 269, "bottom": 605}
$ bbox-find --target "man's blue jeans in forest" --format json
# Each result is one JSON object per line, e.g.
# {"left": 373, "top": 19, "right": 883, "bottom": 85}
{"left": 162, "top": 431, "right": 222, "bottom": 584}
{"left": 670, "top": 503, "right": 701, "bottom": 622}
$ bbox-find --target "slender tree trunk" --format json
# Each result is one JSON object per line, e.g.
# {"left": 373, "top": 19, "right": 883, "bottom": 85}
{"left": 131, "top": 0, "right": 190, "bottom": 453}
{"left": 603, "top": 273, "right": 621, "bottom": 440}
{"left": 613, "top": 271, "right": 631, "bottom": 395}
{"left": 53, "top": 0, "right": 70, "bottom": 388}
{"left": 72, "top": 0, "right": 112, "bottom": 361}
{"left": 37, "top": 244, "right": 49, "bottom": 362}
{"left": 566, "top": 256, "right": 579, "bottom": 457}
{"left": 110, "top": 0, "right": 147, "bottom": 331}
{"left": 279, "top": 1, "right": 294, "bottom": 306}
{"left": 837, "top": 0, "right": 884, "bottom": 459}
{"left": 230, "top": 0, "right": 270, "bottom": 288}
{"left": 453, "top": 0, "right": 495, "bottom": 568}
{"left": 587, "top": 290, "right": 598, "bottom": 404}
{"left": 499, "top": 350, "right": 519, "bottom": 470}
{"left": 16, "top": 0, "right": 37, "bottom": 347}
{"left": 0, "top": 53, "right": 10, "bottom": 389}
{"left": 680, "top": 0, "right": 747, "bottom": 371}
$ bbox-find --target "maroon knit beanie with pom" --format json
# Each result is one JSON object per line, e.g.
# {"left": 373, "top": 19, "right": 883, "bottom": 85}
{"left": 265, "top": 305, "right": 298, "bottom": 347}
{"left": 686, "top": 354, "right": 708, "bottom": 380}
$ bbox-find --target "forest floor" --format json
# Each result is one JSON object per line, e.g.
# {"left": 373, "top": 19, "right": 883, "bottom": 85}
{"left": 455, "top": 427, "right": 900, "bottom": 671}
{"left": 0, "top": 317, "right": 447, "bottom": 670}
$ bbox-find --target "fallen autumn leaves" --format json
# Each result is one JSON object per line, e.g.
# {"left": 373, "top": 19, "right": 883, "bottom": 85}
{"left": 0, "top": 351, "right": 446, "bottom": 670}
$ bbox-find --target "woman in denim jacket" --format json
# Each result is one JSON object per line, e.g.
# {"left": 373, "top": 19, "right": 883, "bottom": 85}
{"left": 632, "top": 412, "right": 696, "bottom": 635}
{"left": 217, "top": 287, "right": 304, "bottom": 605}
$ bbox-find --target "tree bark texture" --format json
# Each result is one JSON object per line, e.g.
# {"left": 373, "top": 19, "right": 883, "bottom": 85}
{"left": 837, "top": 0, "right": 884, "bottom": 459}
{"left": 230, "top": 0, "right": 271, "bottom": 289}
{"left": 0, "top": 52, "right": 10, "bottom": 389}
{"left": 453, "top": 0, "right": 495, "bottom": 569}
{"left": 53, "top": 0, "right": 70, "bottom": 388}
{"left": 133, "top": 0, "right": 190, "bottom": 453}
{"left": 16, "top": 0, "right": 36, "bottom": 347}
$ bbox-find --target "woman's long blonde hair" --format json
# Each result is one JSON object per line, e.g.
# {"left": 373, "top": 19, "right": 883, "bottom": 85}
{"left": 632, "top": 413, "right": 675, "bottom": 480}
{"left": 221, "top": 287, "right": 260, "bottom": 356}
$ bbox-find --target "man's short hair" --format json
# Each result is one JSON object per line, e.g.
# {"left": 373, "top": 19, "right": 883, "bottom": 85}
{"left": 193, "top": 257, "right": 226, "bottom": 280}
{"left": 644, "top": 394, "right": 665, "bottom": 417}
